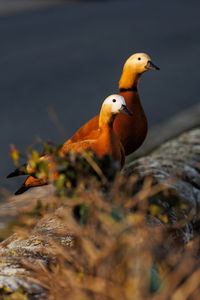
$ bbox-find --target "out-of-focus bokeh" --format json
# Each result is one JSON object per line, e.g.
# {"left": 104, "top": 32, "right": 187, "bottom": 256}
{"left": 0, "top": 0, "right": 200, "bottom": 193}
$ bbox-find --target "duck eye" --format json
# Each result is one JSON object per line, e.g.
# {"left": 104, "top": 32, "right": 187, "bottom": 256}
{"left": 138, "top": 57, "right": 141, "bottom": 60}
{"left": 112, "top": 99, "right": 116, "bottom": 103}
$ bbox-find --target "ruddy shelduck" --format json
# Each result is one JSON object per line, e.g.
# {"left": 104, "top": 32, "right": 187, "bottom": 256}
{"left": 65, "top": 53, "right": 159, "bottom": 155}
{"left": 8, "top": 95, "right": 132, "bottom": 194}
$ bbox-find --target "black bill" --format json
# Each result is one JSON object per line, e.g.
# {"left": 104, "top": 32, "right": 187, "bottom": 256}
{"left": 145, "top": 60, "right": 160, "bottom": 70}
{"left": 120, "top": 105, "right": 133, "bottom": 116}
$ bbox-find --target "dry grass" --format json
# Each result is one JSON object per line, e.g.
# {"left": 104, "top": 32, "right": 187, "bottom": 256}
{"left": 2, "top": 150, "right": 200, "bottom": 299}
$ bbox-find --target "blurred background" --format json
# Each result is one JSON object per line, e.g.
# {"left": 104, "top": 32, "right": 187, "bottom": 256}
{"left": 0, "top": 0, "right": 200, "bottom": 194}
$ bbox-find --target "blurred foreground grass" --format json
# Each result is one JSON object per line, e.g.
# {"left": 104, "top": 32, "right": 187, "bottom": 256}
{"left": 1, "top": 141, "right": 200, "bottom": 299}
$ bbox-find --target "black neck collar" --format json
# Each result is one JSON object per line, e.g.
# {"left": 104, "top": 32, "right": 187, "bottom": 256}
{"left": 119, "top": 87, "right": 137, "bottom": 93}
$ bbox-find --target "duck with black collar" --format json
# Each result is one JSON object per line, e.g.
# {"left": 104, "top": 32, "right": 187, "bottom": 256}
{"left": 64, "top": 53, "right": 160, "bottom": 156}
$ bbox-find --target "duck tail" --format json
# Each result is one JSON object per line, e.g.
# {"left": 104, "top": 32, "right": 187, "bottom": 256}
{"left": 15, "top": 184, "right": 30, "bottom": 195}
{"left": 15, "top": 176, "right": 48, "bottom": 195}
{"left": 7, "top": 164, "right": 27, "bottom": 178}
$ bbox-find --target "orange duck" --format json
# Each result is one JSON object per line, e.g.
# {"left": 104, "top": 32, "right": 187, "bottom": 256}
{"left": 64, "top": 53, "right": 159, "bottom": 156}
{"left": 60, "top": 94, "right": 131, "bottom": 164}
{"left": 8, "top": 95, "right": 132, "bottom": 194}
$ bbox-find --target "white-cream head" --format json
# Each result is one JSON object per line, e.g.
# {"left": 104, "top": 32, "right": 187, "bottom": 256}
{"left": 124, "top": 53, "right": 160, "bottom": 73}
{"left": 102, "top": 94, "right": 132, "bottom": 115}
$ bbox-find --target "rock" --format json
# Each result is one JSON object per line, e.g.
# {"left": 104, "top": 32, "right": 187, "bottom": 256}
{"left": 124, "top": 128, "right": 200, "bottom": 244}
{"left": 125, "top": 128, "right": 200, "bottom": 210}
{"left": 0, "top": 128, "right": 199, "bottom": 298}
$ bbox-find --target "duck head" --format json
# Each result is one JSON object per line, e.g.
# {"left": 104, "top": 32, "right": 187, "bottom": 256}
{"left": 99, "top": 95, "right": 132, "bottom": 128}
{"left": 103, "top": 94, "right": 132, "bottom": 116}
{"left": 119, "top": 53, "right": 159, "bottom": 89}
{"left": 125, "top": 53, "right": 159, "bottom": 73}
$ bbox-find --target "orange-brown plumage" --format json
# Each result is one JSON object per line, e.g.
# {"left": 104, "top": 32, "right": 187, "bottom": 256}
{"left": 61, "top": 94, "right": 131, "bottom": 166}
{"left": 113, "top": 90, "right": 147, "bottom": 155}
{"left": 8, "top": 53, "right": 159, "bottom": 194}
{"left": 65, "top": 53, "right": 159, "bottom": 156}
{"left": 11, "top": 95, "right": 131, "bottom": 194}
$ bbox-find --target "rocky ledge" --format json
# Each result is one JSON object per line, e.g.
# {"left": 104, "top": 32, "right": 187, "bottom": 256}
{"left": 0, "top": 128, "right": 199, "bottom": 299}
